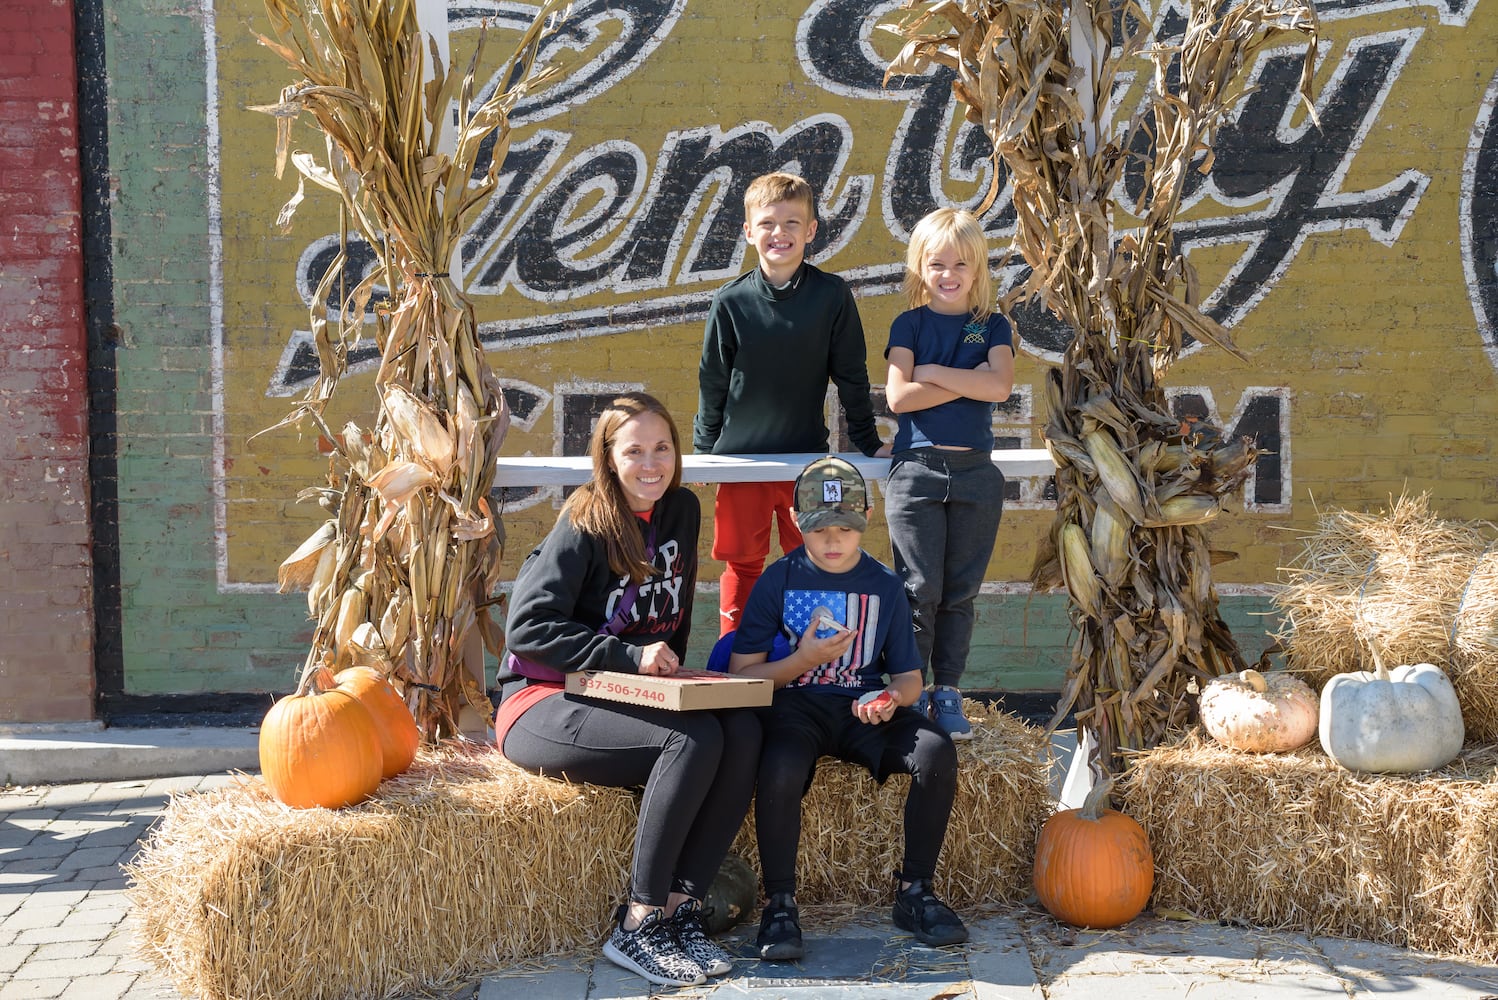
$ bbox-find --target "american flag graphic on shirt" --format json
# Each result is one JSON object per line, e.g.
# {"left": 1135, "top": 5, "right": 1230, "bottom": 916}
{"left": 783, "top": 587, "right": 881, "bottom": 688}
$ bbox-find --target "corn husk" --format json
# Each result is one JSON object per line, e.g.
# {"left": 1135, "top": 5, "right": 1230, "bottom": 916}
{"left": 380, "top": 384, "right": 457, "bottom": 476}
{"left": 1083, "top": 428, "right": 1146, "bottom": 524}
{"left": 1089, "top": 499, "right": 1130, "bottom": 588}
{"left": 1060, "top": 521, "right": 1103, "bottom": 619}
{"left": 276, "top": 520, "right": 336, "bottom": 592}
{"left": 1146, "top": 495, "right": 1220, "bottom": 528}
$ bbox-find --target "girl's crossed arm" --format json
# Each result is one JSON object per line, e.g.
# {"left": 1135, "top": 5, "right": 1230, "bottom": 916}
{"left": 916, "top": 342, "right": 1014, "bottom": 402}
{"left": 886, "top": 344, "right": 1015, "bottom": 413}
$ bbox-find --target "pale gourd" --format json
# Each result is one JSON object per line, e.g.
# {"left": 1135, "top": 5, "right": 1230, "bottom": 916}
{"left": 1318, "top": 654, "right": 1464, "bottom": 774}
{"left": 1199, "top": 668, "right": 1318, "bottom": 753}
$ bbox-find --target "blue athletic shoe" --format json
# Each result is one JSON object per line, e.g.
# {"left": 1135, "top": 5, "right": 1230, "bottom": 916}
{"left": 912, "top": 688, "right": 932, "bottom": 719}
{"left": 930, "top": 687, "right": 973, "bottom": 741}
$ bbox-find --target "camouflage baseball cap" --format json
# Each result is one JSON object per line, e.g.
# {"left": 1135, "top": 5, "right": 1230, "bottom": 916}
{"left": 793, "top": 456, "right": 869, "bottom": 532}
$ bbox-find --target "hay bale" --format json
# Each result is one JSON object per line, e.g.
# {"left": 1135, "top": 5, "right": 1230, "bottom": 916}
{"left": 126, "top": 749, "right": 638, "bottom": 1000}
{"left": 1449, "top": 547, "right": 1498, "bottom": 736}
{"left": 1274, "top": 492, "right": 1498, "bottom": 740}
{"left": 126, "top": 704, "right": 1048, "bottom": 1000}
{"left": 1117, "top": 730, "right": 1498, "bottom": 962}
{"left": 732, "top": 701, "right": 1053, "bottom": 907}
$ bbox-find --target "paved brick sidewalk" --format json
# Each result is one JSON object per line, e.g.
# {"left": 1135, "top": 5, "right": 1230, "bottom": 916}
{"left": 0, "top": 776, "right": 234, "bottom": 1000}
{"left": 6, "top": 776, "right": 1498, "bottom": 1000}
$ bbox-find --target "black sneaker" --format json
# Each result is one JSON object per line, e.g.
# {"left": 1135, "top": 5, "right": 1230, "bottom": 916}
{"left": 602, "top": 905, "right": 706, "bottom": 986}
{"left": 667, "top": 898, "right": 734, "bottom": 976}
{"left": 892, "top": 879, "right": 969, "bottom": 947}
{"left": 755, "top": 891, "right": 805, "bottom": 961}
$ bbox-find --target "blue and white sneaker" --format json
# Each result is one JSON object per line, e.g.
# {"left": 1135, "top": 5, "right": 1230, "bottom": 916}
{"left": 930, "top": 686, "right": 973, "bottom": 741}
{"left": 912, "top": 688, "right": 932, "bottom": 719}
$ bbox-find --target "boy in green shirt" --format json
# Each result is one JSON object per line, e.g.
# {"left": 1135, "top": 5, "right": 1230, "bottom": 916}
{"left": 694, "top": 172, "right": 888, "bottom": 637}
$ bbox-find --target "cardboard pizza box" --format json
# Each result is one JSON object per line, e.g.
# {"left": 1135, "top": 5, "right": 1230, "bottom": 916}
{"left": 564, "top": 669, "right": 772, "bottom": 711}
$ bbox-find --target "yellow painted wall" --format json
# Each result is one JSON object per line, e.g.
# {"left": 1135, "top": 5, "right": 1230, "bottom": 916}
{"left": 206, "top": 0, "right": 1498, "bottom": 616}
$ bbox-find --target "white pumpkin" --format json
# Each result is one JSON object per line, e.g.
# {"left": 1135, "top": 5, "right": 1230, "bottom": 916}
{"left": 1318, "top": 658, "right": 1464, "bottom": 773}
{"left": 1199, "top": 668, "right": 1319, "bottom": 753}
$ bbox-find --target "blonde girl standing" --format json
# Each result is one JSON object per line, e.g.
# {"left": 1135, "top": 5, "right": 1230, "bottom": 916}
{"left": 882, "top": 208, "right": 1015, "bottom": 739}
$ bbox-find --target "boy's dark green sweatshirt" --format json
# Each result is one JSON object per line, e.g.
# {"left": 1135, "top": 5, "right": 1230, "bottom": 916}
{"left": 694, "top": 262, "right": 883, "bottom": 457}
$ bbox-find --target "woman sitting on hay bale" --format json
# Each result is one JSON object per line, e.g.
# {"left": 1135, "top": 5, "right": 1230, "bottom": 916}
{"left": 496, "top": 391, "right": 762, "bottom": 988}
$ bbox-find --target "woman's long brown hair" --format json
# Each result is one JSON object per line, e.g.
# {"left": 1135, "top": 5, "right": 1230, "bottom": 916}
{"left": 561, "top": 392, "right": 684, "bottom": 583}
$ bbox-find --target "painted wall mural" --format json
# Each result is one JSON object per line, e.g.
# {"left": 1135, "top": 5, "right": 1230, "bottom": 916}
{"left": 102, "top": 0, "right": 1498, "bottom": 696}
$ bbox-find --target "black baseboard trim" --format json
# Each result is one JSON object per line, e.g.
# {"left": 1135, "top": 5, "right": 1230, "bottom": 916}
{"left": 99, "top": 689, "right": 1067, "bottom": 731}
{"left": 99, "top": 692, "right": 280, "bottom": 729}
{"left": 967, "top": 691, "right": 1066, "bottom": 728}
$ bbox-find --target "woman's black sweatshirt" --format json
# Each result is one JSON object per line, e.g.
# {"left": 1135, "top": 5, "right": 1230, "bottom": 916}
{"left": 501, "top": 486, "right": 699, "bottom": 677}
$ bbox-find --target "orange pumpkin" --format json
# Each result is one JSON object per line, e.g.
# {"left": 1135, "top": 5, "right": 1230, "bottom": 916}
{"left": 1033, "top": 778, "right": 1153, "bottom": 929}
{"left": 334, "top": 665, "right": 420, "bottom": 778}
{"left": 259, "top": 674, "right": 383, "bottom": 809}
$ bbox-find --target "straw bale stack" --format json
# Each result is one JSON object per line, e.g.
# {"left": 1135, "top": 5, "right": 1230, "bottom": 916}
{"left": 1118, "top": 731, "right": 1498, "bottom": 962}
{"left": 733, "top": 702, "right": 1053, "bottom": 907}
{"left": 126, "top": 748, "right": 637, "bottom": 1000}
{"left": 126, "top": 703, "right": 1049, "bottom": 1000}
{"left": 1275, "top": 492, "right": 1498, "bottom": 741}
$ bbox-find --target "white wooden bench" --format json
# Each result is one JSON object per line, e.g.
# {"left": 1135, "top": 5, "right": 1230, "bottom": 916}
{"left": 492, "top": 449, "right": 1055, "bottom": 487}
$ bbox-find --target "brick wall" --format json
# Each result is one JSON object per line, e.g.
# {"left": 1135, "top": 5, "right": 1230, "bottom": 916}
{"left": 5, "top": 0, "right": 1492, "bottom": 716}
{"left": 0, "top": 0, "right": 96, "bottom": 723}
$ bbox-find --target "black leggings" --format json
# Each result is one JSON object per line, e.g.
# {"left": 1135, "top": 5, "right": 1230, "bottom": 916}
{"left": 754, "top": 691, "right": 958, "bottom": 897}
{"left": 503, "top": 691, "right": 762, "bottom": 906}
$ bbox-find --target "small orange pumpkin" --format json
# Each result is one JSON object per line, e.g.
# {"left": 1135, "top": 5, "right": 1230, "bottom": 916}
{"left": 1033, "top": 777, "right": 1153, "bottom": 929}
{"left": 259, "top": 671, "right": 383, "bottom": 809}
{"left": 334, "top": 665, "right": 420, "bottom": 779}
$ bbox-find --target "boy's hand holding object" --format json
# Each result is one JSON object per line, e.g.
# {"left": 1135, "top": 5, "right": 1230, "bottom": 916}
{"left": 854, "top": 688, "right": 897, "bottom": 724}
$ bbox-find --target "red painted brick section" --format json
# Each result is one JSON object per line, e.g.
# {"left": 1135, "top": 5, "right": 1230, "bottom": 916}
{"left": 0, "top": 0, "right": 95, "bottom": 723}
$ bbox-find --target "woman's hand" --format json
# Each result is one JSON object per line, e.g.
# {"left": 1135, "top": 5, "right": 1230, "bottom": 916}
{"left": 639, "top": 642, "right": 682, "bottom": 676}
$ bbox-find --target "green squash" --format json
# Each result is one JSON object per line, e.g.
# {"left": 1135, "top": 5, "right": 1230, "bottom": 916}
{"left": 703, "top": 852, "right": 757, "bottom": 933}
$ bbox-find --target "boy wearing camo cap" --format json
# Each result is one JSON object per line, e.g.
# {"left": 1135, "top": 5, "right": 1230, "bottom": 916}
{"left": 727, "top": 456, "right": 966, "bottom": 960}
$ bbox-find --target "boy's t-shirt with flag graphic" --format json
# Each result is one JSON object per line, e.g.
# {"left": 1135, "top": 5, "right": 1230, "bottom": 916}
{"left": 733, "top": 546, "right": 922, "bottom": 696}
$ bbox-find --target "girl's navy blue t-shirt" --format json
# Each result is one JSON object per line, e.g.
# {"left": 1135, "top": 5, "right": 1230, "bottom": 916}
{"left": 885, "top": 306, "right": 1013, "bottom": 452}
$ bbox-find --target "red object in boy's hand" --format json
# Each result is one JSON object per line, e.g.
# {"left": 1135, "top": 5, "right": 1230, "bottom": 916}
{"left": 857, "top": 689, "right": 894, "bottom": 712}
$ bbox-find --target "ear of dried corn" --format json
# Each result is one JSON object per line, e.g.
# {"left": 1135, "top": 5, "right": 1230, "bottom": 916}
{"left": 250, "top": 1, "right": 569, "bottom": 732}
{"left": 883, "top": 0, "right": 1318, "bottom": 772}
{"left": 1060, "top": 522, "right": 1104, "bottom": 619}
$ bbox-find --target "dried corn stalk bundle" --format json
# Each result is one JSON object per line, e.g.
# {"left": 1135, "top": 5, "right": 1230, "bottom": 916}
{"left": 1274, "top": 492, "right": 1498, "bottom": 741}
{"left": 882, "top": 0, "right": 1318, "bottom": 772}
{"left": 251, "top": 1, "right": 567, "bottom": 734}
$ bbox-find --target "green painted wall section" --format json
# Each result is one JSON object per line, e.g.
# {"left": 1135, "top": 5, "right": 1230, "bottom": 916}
{"left": 106, "top": 0, "right": 305, "bottom": 695}
{"left": 680, "top": 592, "right": 1281, "bottom": 694}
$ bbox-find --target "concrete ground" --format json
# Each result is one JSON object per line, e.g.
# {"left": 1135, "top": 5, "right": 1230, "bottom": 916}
{"left": 2, "top": 727, "right": 1497, "bottom": 998}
